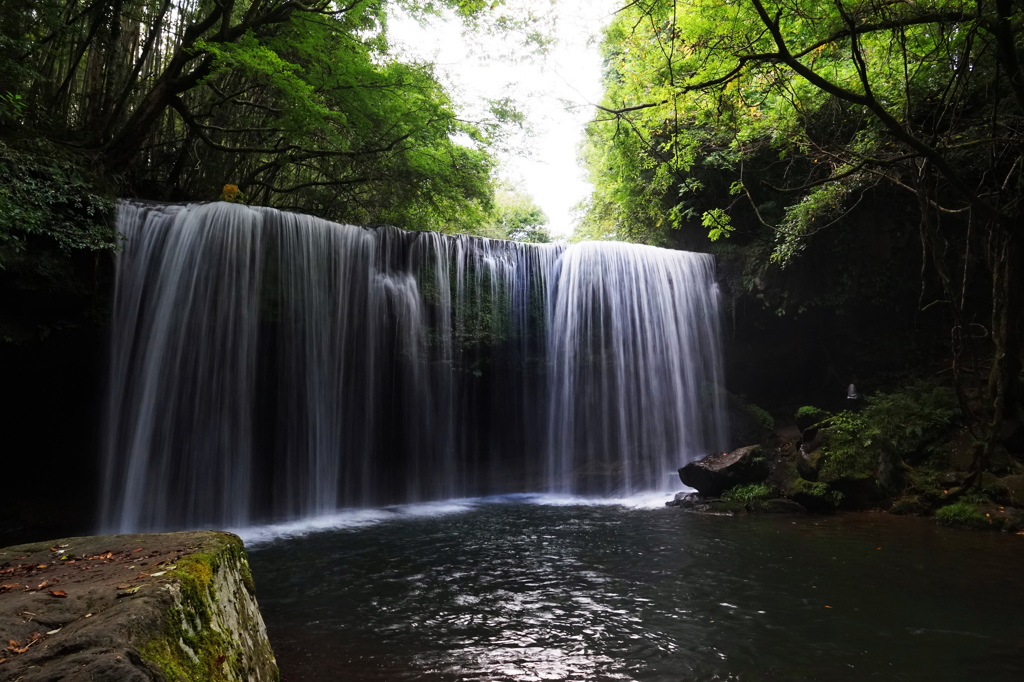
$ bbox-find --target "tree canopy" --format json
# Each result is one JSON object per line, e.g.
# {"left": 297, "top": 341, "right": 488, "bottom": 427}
{"left": 0, "top": 0, "right": 516, "bottom": 232}
{"left": 582, "top": 0, "right": 1024, "bottom": 468}
{"left": 479, "top": 187, "right": 551, "bottom": 242}
{"left": 585, "top": 0, "right": 1021, "bottom": 240}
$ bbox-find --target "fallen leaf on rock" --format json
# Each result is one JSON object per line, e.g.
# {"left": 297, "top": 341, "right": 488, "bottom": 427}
{"left": 132, "top": 548, "right": 143, "bottom": 553}
{"left": 116, "top": 586, "right": 141, "bottom": 598}
{"left": 46, "top": 628, "right": 61, "bottom": 635}
{"left": 35, "top": 565, "right": 47, "bottom": 569}
{"left": 7, "top": 640, "right": 28, "bottom": 654}
{"left": 83, "top": 613, "right": 92, "bottom": 618}
{"left": 0, "top": 584, "right": 19, "bottom": 593}
{"left": 0, "top": 656, "right": 6, "bottom": 664}
{"left": 48, "top": 590, "right": 68, "bottom": 598}
{"left": 36, "top": 580, "right": 49, "bottom": 590}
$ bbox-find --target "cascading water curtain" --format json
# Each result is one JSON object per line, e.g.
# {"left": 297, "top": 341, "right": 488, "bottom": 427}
{"left": 546, "top": 241, "right": 728, "bottom": 495}
{"left": 100, "top": 202, "right": 266, "bottom": 532}
{"left": 100, "top": 201, "right": 726, "bottom": 532}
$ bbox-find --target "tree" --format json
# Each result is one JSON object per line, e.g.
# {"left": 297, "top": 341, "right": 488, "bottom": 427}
{"left": 584, "top": 0, "right": 1023, "bottom": 468}
{"left": 0, "top": 0, "right": 504, "bottom": 232}
{"left": 482, "top": 188, "right": 551, "bottom": 242}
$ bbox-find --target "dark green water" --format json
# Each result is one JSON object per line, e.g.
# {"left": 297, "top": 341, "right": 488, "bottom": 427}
{"left": 246, "top": 497, "right": 1024, "bottom": 681}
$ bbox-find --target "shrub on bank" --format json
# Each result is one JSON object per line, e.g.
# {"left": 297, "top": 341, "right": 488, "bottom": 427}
{"left": 722, "top": 483, "right": 773, "bottom": 504}
{"left": 814, "top": 382, "right": 961, "bottom": 495}
{"left": 935, "top": 501, "right": 989, "bottom": 529}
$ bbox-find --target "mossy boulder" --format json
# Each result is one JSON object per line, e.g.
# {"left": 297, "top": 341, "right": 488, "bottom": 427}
{"left": 0, "top": 531, "right": 277, "bottom": 681}
{"left": 997, "top": 474, "right": 1024, "bottom": 506}
{"left": 794, "top": 405, "right": 828, "bottom": 435}
{"left": 726, "top": 395, "right": 775, "bottom": 447}
{"left": 889, "top": 495, "right": 930, "bottom": 516}
{"left": 786, "top": 478, "right": 842, "bottom": 513}
{"left": 679, "top": 445, "right": 771, "bottom": 497}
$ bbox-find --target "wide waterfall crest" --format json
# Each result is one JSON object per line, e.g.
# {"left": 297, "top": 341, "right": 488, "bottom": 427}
{"left": 101, "top": 201, "right": 727, "bottom": 532}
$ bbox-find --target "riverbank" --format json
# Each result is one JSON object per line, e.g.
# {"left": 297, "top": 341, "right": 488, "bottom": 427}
{"left": 674, "top": 386, "right": 1024, "bottom": 534}
{"left": 0, "top": 531, "right": 277, "bottom": 681}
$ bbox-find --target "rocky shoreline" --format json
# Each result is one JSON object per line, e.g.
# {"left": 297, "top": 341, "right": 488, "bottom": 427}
{"left": 0, "top": 531, "right": 278, "bottom": 681}
{"left": 671, "top": 401, "right": 1024, "bottom": 533}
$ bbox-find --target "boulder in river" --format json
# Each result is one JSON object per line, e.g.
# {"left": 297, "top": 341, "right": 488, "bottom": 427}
{"left": 678, "top": 445, "right": 771, "bottom": 497}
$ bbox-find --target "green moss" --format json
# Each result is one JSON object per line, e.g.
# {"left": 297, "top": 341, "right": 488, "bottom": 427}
{"left": 728, "top": 393, "right": 776, "bottom": 441}
{"left": 722, "top": 482, "right": 773, "bottom": 504}
{"left": 787, "top": 478, "right": 843, "bottom": 511}
{"left": 173, "top": 551, "right": 218, "bottom": 626}
{"left": 139, "top": 534, "right": 272, "bottom": 681}
{"left": 935, "top": 501, "right": 990, "bottom": 529}
{"left": 140, "top": 594, "right": 236, "bottom": 681}
{"left": 746, "top": 403, "right": 775, "bottom": 433}
{"left": 795, "top": 405, "right": 828, "bottom": 421}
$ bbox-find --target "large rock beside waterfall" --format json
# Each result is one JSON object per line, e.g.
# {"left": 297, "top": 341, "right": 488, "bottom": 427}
{"left": 0, "top": 531, "right": 277, "bottom": 681}
{"left": 679, "top": 445, "right": 771, "bottom": 496}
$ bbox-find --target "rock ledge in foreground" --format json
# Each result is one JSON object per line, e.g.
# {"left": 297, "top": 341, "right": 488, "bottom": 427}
{"left": 0, "top": 530, "right": 277, "bottom": 681}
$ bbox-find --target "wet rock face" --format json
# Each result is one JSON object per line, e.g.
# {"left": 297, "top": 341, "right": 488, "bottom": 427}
{"left": 678, "top": 445, "right": 771, "bottom": 497}
{"left": 0, "top": 531, "right": 277, "bottom": 681}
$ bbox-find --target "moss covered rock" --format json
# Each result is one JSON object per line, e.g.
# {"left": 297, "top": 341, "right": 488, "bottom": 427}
{"left": 0, "top": 531, "right": 277, "bottom": 681}
{"left": 786, "top": 478, "right": 842, "bottom": 513}
{"left": 889, "top": 495, "right": 930, "bottom": 516}
{"left": 998, "top": 474, "right": 1024, "bottom": 507}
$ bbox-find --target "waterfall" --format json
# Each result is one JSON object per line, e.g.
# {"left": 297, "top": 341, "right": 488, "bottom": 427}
{"left": 100, "top": 202, "right": 727, "bottom": 532}
{"left": 546, "top": 242, "right": 728, "bottom": 495}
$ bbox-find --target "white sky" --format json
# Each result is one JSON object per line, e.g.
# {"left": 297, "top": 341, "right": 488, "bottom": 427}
{"left": 389, "top": 0, "right": 619, "bottom": 237}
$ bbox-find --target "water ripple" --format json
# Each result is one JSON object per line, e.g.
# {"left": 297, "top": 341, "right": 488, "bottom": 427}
{"left": 248, "top": 502, "right": 1024, "bottom": 682}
